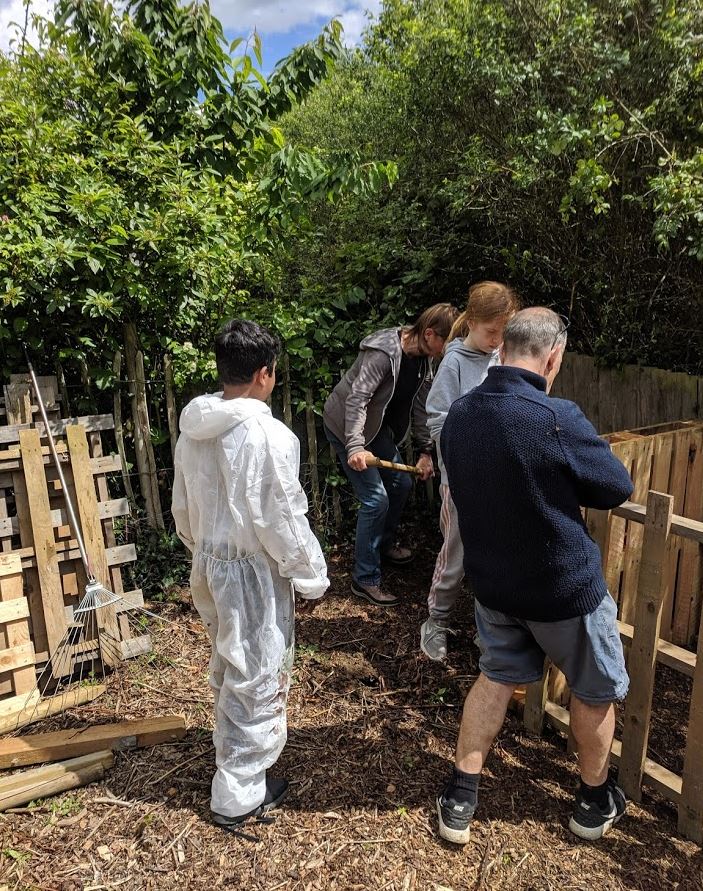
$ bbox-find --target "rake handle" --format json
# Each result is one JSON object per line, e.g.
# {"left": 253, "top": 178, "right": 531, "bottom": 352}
{"left": 365, "top": 456, "right": 423, "bottom": 476}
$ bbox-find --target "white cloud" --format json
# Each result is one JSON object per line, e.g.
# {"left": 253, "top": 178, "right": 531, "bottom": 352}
{"left": 0, "top": 0, "right": 52, "bottom": 54}
{"left": 0, "top": 0, "right": 382, "bottom": 55}
{"left": 209, "top": 0, "right": 382, "bottom": 42}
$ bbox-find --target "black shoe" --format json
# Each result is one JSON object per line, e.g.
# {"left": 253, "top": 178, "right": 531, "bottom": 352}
{"left": 437, "top": 790, "right": 476, "bottom": 845}
{"left": 212, "top": 777, "right": 289, "bottom": 829}
{"left": 569, "top": 778, "right": 626, "bottom": 840}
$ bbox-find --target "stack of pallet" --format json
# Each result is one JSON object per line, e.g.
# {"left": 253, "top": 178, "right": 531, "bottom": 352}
{"left": 0, "top": 374, "right": 150, "bottom": 728}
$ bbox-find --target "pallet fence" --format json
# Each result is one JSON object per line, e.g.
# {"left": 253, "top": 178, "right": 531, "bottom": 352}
{"left": 0, "top": 376, "right": 149, "bottom": 721}
{"left": 524, "top": 490, "right": 703, "bottom": 844}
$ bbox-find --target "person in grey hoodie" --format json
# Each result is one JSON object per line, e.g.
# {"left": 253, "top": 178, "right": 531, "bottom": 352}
{"left": 323, "top": 303, "right": 459, "bottom": 606}
{"left": 421, "top": 282, "right": 520, "bottom": 661}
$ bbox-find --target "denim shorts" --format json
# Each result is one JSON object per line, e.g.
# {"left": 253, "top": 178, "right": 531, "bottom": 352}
{"left": 474, "top": 593, "right": 629, "bottom": 704}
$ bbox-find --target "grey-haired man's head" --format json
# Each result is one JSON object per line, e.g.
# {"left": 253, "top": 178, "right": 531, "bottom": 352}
{"left": 500, "top": 307, "right": 567, "bottom": 392}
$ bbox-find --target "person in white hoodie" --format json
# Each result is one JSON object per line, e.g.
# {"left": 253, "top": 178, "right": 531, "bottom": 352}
{"left": 172, "top": 319, "right": 329, "bottom": 830}
{"left": 421, "top": 283, "right": 520, "bottom": 662}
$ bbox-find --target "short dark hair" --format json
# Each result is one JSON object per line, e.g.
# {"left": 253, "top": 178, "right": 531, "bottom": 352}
{"left": 214, "top": 319, "right": 281, "bottom": 385}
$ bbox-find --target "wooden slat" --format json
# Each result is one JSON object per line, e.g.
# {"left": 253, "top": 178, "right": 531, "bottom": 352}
{"left": 617, "top": 620, "right": 695, "bottom": 678}
{"left": 0, "top": 643, "right": 34, "bottom": 673}
{"left": 0, "top": 751, "right": 114, "bottom": 812}
{"left": 0, "top": 450, "right": 122, "bottom": 477}
{"left": 120, "top": 635, "right": 151, "bottom": 660}
{"left": 19, "top": 429, "right": 67, "bottom": 660}
{"left": 0, "top": 554, "right": 36, "bottom": 694}
{"left": 613, "top": 502, "right": 703, "bottom": 544}
{"left": 0, "top": 598, "right": 30, "bottom": 625}
{"left": 0, "top": 689, "right": 40, "bottom": 721}
{"left": 677, "top": 428, "right": 703, "bottom": 644}
{"left": 678, "top": 600, "right": 703, "bottom": 843}
{"left": 115, "top": 589, "right": 144, "bottom": 614}
{"left": 66, "top": 426, "right": 120, "bottom": 669}
{"left": 0, "top": 499, "right": 130, "bottom": 539}
{"left": 618, "top": 492, "right": 674, "bottom": 802}
{"left": 0, "top": 716, "right": 186, "bottom": 769}
{"left": 523, "top": 658, "right": 548, "bottom": 734}
{"left": 17, "top": 542, "right": 137, "bottom": 571}
{"left": 544, "top": 701, "right": 682, "bottom": 803}
{"left": 0, "top": 684, "right": 106, "bottom": 735}
{"left": 619, "top": 438, "right": 654, "bottom": 624}
{"left": 0, "top": 414, "right": 114, "bottom": 446}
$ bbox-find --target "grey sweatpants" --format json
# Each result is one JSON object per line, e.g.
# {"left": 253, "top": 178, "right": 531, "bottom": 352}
{"left": 427, "top": 484, "right": 465, "bottom": 620}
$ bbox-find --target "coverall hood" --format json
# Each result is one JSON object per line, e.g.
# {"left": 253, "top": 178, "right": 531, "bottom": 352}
{"left": 179, "top": 394, "right": 271, "bottom": 441}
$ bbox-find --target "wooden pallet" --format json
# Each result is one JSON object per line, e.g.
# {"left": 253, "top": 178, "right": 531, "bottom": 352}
{"left": 0, "top": 377, "right": 149, "bottom": 706}
{"left": 591, "top": 420, "right": 703, "bottom": 646}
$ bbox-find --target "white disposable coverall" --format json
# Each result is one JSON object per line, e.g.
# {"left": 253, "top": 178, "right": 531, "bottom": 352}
{"left": 172, "top": 395, "right": 329, "bottom": 817}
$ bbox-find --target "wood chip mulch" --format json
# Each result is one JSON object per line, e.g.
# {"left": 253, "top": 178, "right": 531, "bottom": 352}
{"left": 1, "top": 521, "right": 702, "bottom": 890}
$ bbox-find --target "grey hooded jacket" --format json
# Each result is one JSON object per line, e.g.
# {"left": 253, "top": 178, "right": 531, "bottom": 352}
{"left": 323, "top": 327, "right": 433, "bottom": 458}
{"left": 426, "top": 338, "right": 499, "bottom": 483}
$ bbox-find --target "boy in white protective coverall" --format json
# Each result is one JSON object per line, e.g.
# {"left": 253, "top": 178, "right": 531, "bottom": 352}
{"left": 172, "top": 319, "right": 329, "bottom": 830}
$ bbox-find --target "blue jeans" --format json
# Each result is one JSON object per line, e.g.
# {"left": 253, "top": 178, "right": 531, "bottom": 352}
{"left": 324, "top": 424, "right": 413, "bottom": 586}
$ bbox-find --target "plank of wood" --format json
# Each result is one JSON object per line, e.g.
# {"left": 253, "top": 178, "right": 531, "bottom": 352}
{"left": 605, "top": 441, "right": 636, "bottom": 604}
{"left": 618, "top": 491, "right": 674, "bottom": 802}
{"left": 0, "top": 690, "right": 40, "bottom": 721}
{"left": 0, "top": 415, "right": 114, "bottom": 446}
{"left": 678, "top": 601, "right": 703, "bottom": 843}
{"left": 0, "top": 716, "right": 186, "bottom": 769}
{"left": 544, "top": 701, "right": 682, "bottom": 803}
{"left": 0, "top": 751, "right": 114, "bottom": 811}
{"left": 0, "top": 643, "right": 35, "bottom": 673}
{"left": 19, "top": 429, "right": 67, "bottom": 660}
{"left": 120, "top": 635, "right": 151, "bottom": 660}
{"left": 0, "top": 684, "right": 106, "bottom": 735}
{"left": 585, "top": 507, "right": 611, "bottom": 571}
{"left": 0, "top": 749, "right": 114, "bottom": 795}
{"left": 619, "top": 438, "right": 654, "bottom": 625}
{"left": 0, "top": 499, "right": 131, "bottom": 538}
{"left": 617, "top": 620, "right": 695, "bottom": 678}
{"left": 17, "top": 542, "right": 137, "bottom": 571}
{"left": 667, "top": 430, "right": 692, "bottom": 644}
{"left": 66, "top": 426, "right": 120, "bottom": 670}
{"left": 115, "top": 589, "right": 144, "bottom": 614}
{"left": 523, "top": 658, "right": 548, "bottom": 734}
{"left": 677, "top": 428, "right": 703, "bottom": 645}
{"left": 613, "top": 502, "right": 703, "bottom": 544}
{"left": 0, "top": 598, "right": 30, "bottom": 625}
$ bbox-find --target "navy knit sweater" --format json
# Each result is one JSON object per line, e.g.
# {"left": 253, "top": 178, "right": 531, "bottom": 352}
{"left": 441, "top": 365, "right": 634, "bottom": 621}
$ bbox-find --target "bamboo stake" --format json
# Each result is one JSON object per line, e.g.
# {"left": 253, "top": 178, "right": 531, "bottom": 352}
{"left": 304, "top": 387, "right": 321, "bottom": 523}
{"left": 112, "top": 351, "right": 135, "bottom": 505}
{"left": 55, "top": 359, "right": 71, "bottom": 417}
{"left": 163, "top": 354, "right": 178, "bottom": 463}
{"left": 124, "top": 323, "right": 155, "bottom": 527}
{"left": 136, "top": 350, "right": 164, "bottom": 529}
{"left": 330, "top": 445, "right": 342, "bottom": 528}
{"left": 366, "top": 456, "right": 422, "bottom": 476}
{"left": 281, "top": 353, "right": 293, "bottom": 430}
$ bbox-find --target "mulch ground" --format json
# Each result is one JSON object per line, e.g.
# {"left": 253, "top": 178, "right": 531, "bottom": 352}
{"left": 1, "top": 518, "right": 702, "bottom": 891}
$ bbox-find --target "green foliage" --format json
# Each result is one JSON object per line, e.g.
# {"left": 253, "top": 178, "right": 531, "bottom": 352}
{"left": 281, "top": 0, "right": 703, "bottom": 373}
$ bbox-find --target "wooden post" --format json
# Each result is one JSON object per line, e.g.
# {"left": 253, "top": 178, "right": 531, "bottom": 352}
{"left": 55, "top": 359, "right": 71, "bottom": 417}
{"left": 123, "top": 323, "right": 164, "bottom": 529}
{"left": 280, "top": 353, "right": 293, "bottom": 430}
{"left": 523, "top": 657, "right": 549, "bottom": 735}
{"left": 678, "top": 600, "right": 703, "bottom": 842}
{"left": 19, "top": 428, "right": 68, "bottom": 664}
{"left": 163, "top": 353, "right": 179, "bottom": 463}
{"left": 330, "top": 445, "right": 342, "bottom": 528}
{"left": 304, "top": 386, "right": 321, "bottom": 524}
{"left": 618, "top": 491, "right": 674, "bottom": 802}
{"left": 112, "top": 351, "right": 136, "bottom": 505}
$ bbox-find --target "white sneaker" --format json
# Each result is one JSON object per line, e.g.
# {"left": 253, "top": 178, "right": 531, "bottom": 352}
{"left": 420, "top": 618, "right": 453, "bottom": 661}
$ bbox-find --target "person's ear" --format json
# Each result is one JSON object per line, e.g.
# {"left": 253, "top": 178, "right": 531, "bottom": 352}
{"left": 544, "top": 346, "right": 563, "bottom": 379}
{"left": 255, "top": 366, "right": 269, "bottom": 387}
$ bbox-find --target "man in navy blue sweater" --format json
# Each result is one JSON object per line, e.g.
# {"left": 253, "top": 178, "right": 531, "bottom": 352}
{"left": 437, "top": 307, "right": 633, "bottom": 845}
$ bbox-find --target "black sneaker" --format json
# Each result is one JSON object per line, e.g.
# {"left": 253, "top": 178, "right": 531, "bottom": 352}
{"left": 437, "top": 791, "right": 476, "bottom": 845}
{"left": 212, "top": 777, "right": 289, "bottom": 830}
{"left": 569, "top": 779, "right": 626, "bottom": 840}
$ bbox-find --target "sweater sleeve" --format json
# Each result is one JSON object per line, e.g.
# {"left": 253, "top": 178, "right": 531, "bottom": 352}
{"left": 557, "top": 401, "right": 634, "bottom": 509}
{"left": 426, "top": 356, "right": 462, "bottom": 443}
{"left": 344, "top": 348, "right": 393, "bottom": 457}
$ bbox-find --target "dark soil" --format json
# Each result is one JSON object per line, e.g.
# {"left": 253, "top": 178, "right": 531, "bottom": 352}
{"left": 1, "top": 515, "right": 701, "bottom": 890}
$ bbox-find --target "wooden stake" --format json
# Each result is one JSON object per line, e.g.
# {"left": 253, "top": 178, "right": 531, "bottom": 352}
{"left": 618, "top": 491, "right": 673, "bottom": 802}
{"left": 0, "top": 751, "right": 114, "bottom": 812}
{"left": 304, "top": 387, "right": 321, "bottom": 523}
{"left": 112, "top": 351, "right": 135, "bottom": 504}
{"left": 164, "top": 353, "right": 179, "bottom": 463}
{"left": 678, "top": 599, "right": 703, "bottom": 843}
{"left": 280, "top": 353, "right": 293, "bottom": 430}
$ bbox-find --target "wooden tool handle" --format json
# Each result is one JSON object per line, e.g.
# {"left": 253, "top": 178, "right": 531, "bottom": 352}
{"left": 365, "top": 456, "right": 422, "bottom": 476}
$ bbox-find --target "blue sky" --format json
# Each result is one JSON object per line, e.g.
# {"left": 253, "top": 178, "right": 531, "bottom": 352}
{"left": 0, "top": 1, "right": 383, "bottom": 65}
